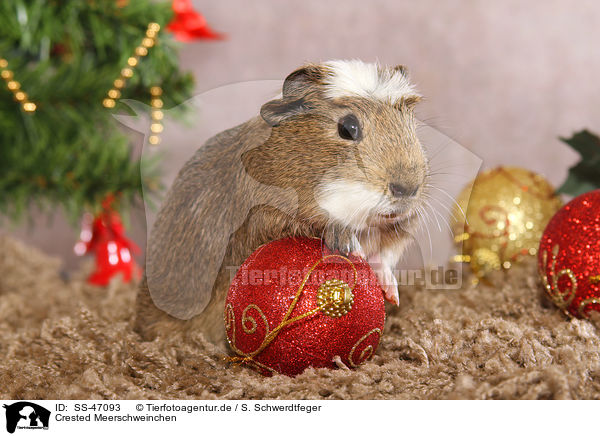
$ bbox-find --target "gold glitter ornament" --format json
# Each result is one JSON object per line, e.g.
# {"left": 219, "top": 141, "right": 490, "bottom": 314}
{"left": 452, "top": 166, "right": 562, "bottom": 281}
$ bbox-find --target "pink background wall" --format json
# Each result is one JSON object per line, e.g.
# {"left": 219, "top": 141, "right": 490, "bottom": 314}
{"left": 4, "top": 0, "right": 600, "bottom": 269}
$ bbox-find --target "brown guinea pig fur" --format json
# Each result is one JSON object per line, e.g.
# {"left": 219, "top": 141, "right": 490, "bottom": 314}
{"left": 135, "top": 60, "right": 428, "bottom": 346}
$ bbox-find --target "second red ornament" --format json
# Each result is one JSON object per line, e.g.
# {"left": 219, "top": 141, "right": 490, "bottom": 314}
{"left": 538, "top": 190, "right": 600, "bottom": 318}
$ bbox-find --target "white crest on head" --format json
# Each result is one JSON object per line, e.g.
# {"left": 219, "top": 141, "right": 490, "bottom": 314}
{"left": 321, "top": 60, "right": 419, "bottom": 104}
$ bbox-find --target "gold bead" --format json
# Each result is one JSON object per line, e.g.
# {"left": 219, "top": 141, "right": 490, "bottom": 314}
{"left": 23, "top": 102, "right": 36, "bottom": 112}
{"left": 107, "top": 89, "right": 121, "bottom": 99}
{"left": 146, "top": 29, "right": 157, "bottom": 38}
{"left": 150, "top": 123, "right": 163, "bottom": 133}
{"left": 135, "top": 46, "right": 148, "bottom": 57}
{"left": 121, "top": 68, "right": 133, "bottom": 78}
{"left": 0, "top": 58, "right": 7, "bottom": 68}
{"left": 151, "top": 110, "right": 164, "bottom": 120}
{"left": 14, "top": 91, "right": 26, "bottom": 101}
{"left": 151, "top": 98, "right": 163, "bottom": 108}
{"left": 148, "top": 22, "right": 160, "bottom": 32}
{"left": 127, "top": 57, "right": 138, "bottom": 67}
{"left": 113, "top": 78, "right": 125, "bottom": 89}
{"left": 7, "top": 80, "right": 20, "bottom": 90}
{"left": 150, "top": 86, "right": 162, "bottom": 96}
{"left": 103, "top": 98, "right": 116, "bottom": 108}
{"left": 149, "top": 135, "right": 161, "bottom": 145}
{"left": 1, "top": 70, "right": 13, "bottom": 80}
{"left": 141, "top": 37, "right": 155, "bottom": 48}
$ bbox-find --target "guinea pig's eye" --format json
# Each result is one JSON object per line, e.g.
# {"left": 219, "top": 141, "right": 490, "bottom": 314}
{"left": 337, "top": 114, "right": 361, "bottom": 141}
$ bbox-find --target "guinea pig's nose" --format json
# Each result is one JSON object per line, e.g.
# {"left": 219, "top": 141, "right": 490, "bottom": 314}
{"left": 389, "top": 182, "right": 419, "bottom": 198}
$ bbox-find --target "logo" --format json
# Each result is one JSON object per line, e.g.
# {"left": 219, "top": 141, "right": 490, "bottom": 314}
{"left": 3, "top": 402, "right": 50, "bottom": 434}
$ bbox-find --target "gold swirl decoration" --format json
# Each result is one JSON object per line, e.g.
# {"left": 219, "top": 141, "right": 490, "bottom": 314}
{"left": 539, "top": 245, "right": 577, "bottom": 311}
{"left": 225, "top": 254, "right": 361, "bottom": 371}
{"left": 348, "top": 328, "right": 382, "bottom": 367}
{"left": 578, "top": 298, "right": 600, "bottom": 318}
{"left": 225, "top": 303, "right": 277, "bottom": 374}
{"left": 539, "top": 244, "right": 600, "bottom": 318}
{"left": 241, "top": 304, "right": 270, "bottom": 335}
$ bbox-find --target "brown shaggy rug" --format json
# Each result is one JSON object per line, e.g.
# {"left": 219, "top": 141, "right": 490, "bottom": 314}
{"left": 1, "top": 234, "right": 600, "bottom": 400}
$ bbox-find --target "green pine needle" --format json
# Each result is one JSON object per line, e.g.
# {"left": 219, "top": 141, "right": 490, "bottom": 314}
{"left": 0, "top": 0, "right": 196, "bottom": 223}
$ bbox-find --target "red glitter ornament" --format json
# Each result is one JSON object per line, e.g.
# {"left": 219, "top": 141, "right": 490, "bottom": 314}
{"left": 225, "top": 237, "right": 385, "bottom": 376}
{"left": 538, "top": 190, "right": 600, "bottom": 318}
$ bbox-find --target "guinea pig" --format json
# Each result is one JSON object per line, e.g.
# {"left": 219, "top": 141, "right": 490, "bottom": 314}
{"left": 135, "top": 60, "right": 428, "bottom": 346}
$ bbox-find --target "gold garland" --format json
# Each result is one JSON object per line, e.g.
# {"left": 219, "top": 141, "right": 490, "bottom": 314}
{"left": 102, "top": 22, "right": 164, "bottom": 145}
{"left": 2, "top": 21, "right": 164, "bottom": 143}
{"left": 0, "top": 58, "right": 36, "bottom": 112}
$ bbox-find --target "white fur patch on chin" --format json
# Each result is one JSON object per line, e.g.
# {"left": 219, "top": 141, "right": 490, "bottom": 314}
{"left": 322, "top": 59, "right": 420, "bottom": 103}
{"left": 316, "top": 180, "right": 383, "bottom": 229}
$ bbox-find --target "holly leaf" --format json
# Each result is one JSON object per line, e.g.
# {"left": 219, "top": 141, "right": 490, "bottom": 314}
{"left": 558, "top": 130, "right": 600, "bottom": 196}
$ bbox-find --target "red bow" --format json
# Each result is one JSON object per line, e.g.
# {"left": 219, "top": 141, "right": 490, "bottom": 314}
{"left": 74, "top": 195, "right": 141, "bottom": 286}
{"left": 167, "top": 0, "right": 224, "bottom": 41}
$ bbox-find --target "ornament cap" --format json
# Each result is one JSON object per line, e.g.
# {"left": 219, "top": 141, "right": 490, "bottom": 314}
{"left": 317, "top": 279, "right": 354, "bottom": 318}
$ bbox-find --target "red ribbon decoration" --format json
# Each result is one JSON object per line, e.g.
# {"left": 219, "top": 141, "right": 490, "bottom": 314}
{"left": 167, "top": 0, "right": 224, "bottom": 41}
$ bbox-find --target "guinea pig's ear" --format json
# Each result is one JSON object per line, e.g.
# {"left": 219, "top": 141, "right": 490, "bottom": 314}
{"left": 281, "top": 64, "right": 326, "bottom": 97}
{"left": 392, "top": 65, "right": 408, "bottom": 77}
{"left": 391, "top": 65, "right": 422, "bottom": 109}
{"left": 260, "top": 64, "right": 325, "bottom": 127}
{"left": 260, "top": 97, "right": 312, "bottom": 127}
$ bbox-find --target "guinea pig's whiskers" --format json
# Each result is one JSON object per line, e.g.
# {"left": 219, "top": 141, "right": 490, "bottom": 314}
{"left": 415, "top": 204, "right": 433, "bottom": 257}
{"left": 431, "top": 195, "right": 460, "bottom": 224}
{"left": 425, "top": 184, "right": 467, "bottom": 223}
{"left": 423, "top": 199, "right": 453, "bottom": 236}
{"left": 421, "top": 194, "right": 442, "bottom": 233}
{"left": 428, "top": 159, "right": 479, "bottom": 174}
{"left": 366, "top": 194, "right": 389, "bottom": 245}
{"left": 422, "top": 191, "right": 456, "bottom": 224}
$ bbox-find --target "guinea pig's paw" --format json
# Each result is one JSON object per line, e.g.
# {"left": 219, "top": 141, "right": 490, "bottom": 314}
{"left": 350, "top": 246, "right": 366, "bottom": 259}
{"left": 382, "top": 280, "right": 400, "bottom": 306}
{"left": 369, "top": 260, "right": 399, "bottom": 305}
{"left": 323, "top": 225, "right": 363, "bottom": 257}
